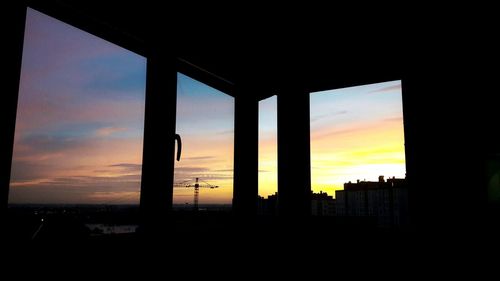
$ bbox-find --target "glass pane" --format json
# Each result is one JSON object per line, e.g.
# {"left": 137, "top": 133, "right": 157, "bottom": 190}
{"left": 258, "top": 95, "right": 278, "bottom": 214}
{"left": 310, "top": 81, "right": 406, "bottom": 224}
{"left": 173, "top": 73, "right": 234, "bottom": 211}
{"left": 8, "top": 8, "right": 146, "bottom": 237}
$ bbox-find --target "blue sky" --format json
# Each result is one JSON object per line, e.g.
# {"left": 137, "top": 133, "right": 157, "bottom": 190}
{"left": 9, "top": 8, "right": 146, "bottom": 204}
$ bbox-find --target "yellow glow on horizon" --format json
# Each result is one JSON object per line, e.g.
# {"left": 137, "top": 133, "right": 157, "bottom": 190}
{"left": 311, "top": 128, "right": 405, "bottom": 196}
{"left": 173, "top": 137, "right": 234, "bottom": 204}
{"left": 310, "top": 81, "right": 406, "bottom": 198}
{"left": 259, "top": 96, "right": 278, "bottom": 198}
{"left": 259, "top": 139, "right": 278, "bottom": 197}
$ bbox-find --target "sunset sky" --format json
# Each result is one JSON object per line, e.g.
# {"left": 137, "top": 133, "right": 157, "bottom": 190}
{"left": 310, "top": 81, "right": 406, "bottom": 197}
{"left": 10, "top": 8, "right": 235, "bottom": 205}
{"left": 9, "top": 8, "right": 146, "bottom": 204}
{"left": 9, "top": 8, "right": 404, "bottom": 205}
{"left": 173, "top": 74, "right": 234, "bottom": 205}
{"left": 257, "top": 82, "right": 405, "bottom": 199}
{"left": 259, "top": 96, "right": 278, "bottom": 197}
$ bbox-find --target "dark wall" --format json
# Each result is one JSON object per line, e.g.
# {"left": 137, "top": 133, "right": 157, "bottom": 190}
{"left": 233, "top": 93, "right": 258, "bottom": 216}
{"left": 139, "top": 54, "right": 177, "bottom": 232}
{"left": 1, "top": 2, "right": 26, "bottom": 216}
{"left": 277, "top": 89, "right": 311, "bottom": 217}
{"left": 402, "top": 54, "right": 496, "bottom": 235}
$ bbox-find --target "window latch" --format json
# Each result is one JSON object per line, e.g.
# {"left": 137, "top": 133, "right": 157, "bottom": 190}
{"left": 175, "top": 134, "right": 182, "bottom": 161}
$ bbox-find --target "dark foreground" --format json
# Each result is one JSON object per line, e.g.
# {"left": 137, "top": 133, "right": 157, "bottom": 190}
{"left": 3, "top": 204, "right": 500, "bottom": 273}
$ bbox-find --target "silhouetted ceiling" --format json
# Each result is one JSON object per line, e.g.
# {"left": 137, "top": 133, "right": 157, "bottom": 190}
{"left": 28, "top": 0, "right": 409, "bottom": 99}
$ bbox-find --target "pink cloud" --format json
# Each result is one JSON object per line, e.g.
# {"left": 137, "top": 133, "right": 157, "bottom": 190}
{"left": 86, "top": 191, "right": 140, "bottom": 203}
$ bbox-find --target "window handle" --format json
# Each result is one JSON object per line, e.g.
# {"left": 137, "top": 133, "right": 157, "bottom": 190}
{"left": 175, "top": 134, "right": 182, "bottom": 161}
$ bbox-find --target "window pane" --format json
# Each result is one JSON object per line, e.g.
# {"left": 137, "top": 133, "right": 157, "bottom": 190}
{"left": 259, "top": 96, "right": 278, "bottom": 198}
{"left": 173, "top": 73, "right": 234, "bottom": 211}
{"left": 310, "top": 81, "right": 406, "bottom": 223}
{"left": 9, "top": 8, "right": 146, "bottom": 206}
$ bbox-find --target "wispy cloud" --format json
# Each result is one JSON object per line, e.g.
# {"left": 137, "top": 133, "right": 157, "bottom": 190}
{"left": 310, "top": 113, "right": 330, "bottom": 123}
{"left": 175, "top": 167, "right": 210, "bottom": 173}
{"left": 16, "top": 134, "right": 84, "bottom": 153}
{"left": 313, "top": 127, "right": 361, "bottom": 139}
{"left": 95, "top": 126, "right": 128, "bottom": 137}
{"left": 198, "top": 175, "right": 233, "bottom": 181}
{"left": 310, "top": 110, "right": 348, "bottom": 123}
{"left": 12, "top": 174, "right": 142, "bottom": 188}
{"left": 370, "top": 84, "right": 401, "bottom": 94}
{"left": 182, "top": 156, "right": 215, "bottom": 161}
{"left": 108, "top": 163, "right": 142, "bottom": 172}
{"left": 174, "top": 167, "right": 233, "bottom": 183}
{"left": 213, "top": 169, "right": 234, "bottom": 172}
{"left": 87, "top": 191, "right": 139, "bottom": 202}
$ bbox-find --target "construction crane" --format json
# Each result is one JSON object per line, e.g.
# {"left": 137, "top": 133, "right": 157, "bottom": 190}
{"left": 173, "top": 177, "right": 219, "bottom": 211}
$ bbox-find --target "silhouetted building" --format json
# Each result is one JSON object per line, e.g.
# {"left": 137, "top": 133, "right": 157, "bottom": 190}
{"left": 311, "top": 191, "right": 336, "bottom": 216}
{"left": 335, "top": 176, "right": 408, "bottom": 227}
{"left": 259, "top": 191, "right": 336, "bottom": 216}
{"left": 336, "top": 191, "right": 347, "bottom": 216}
{"left": 258, "top": 193, "right": 278, "bottom": 216}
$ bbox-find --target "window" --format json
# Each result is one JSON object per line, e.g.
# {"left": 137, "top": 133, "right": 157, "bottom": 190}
{"left": 259, "top": 95, "right": 278, "bottom": 198}
{"left": 173, "top": 73, "right": 234, "bottom": 211}
{"left": 310, "top": 81, "right": 406, "bottom": 225}
{"left": 8, "top": 8, "right": 146, "bottom": 236}
{"left": 258, "top": 95, "right": 278, "bottom": 215}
